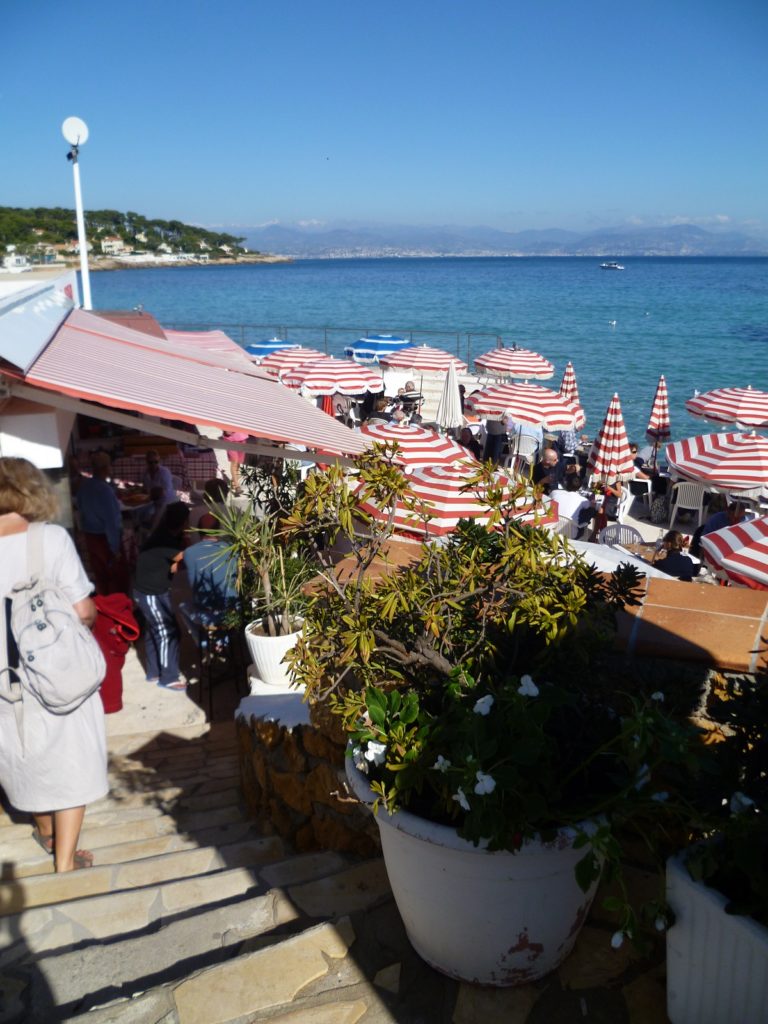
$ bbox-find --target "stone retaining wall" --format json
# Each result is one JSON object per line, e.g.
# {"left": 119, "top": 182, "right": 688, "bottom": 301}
{"left": 236, "top": 704, "right": 380, "bottom": 857}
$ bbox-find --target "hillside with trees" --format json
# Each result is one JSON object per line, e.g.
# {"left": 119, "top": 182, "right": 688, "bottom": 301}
{"left": 0, "top": 206, "right": 252, "bottom": 259}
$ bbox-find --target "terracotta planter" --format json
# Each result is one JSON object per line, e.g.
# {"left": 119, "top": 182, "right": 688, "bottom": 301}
{"left": 346, "top": 757, "right": 600, "bottom": 986}
{"left": 244, "top": 618, "right": 302, "bottom": 688}
{"left": 666, "top": 853, "right": 768, "bottom": 1023}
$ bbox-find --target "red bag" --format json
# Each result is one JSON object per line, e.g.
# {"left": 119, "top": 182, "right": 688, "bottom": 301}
{"left": 93, "top": 594, "right": 140, "bottom": 714}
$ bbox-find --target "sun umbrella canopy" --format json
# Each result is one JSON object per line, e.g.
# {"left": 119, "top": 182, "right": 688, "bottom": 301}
{"left": 685, "top": 386, "right": 768, "bottom": 430}
{"left": 587, "top": 393, "right": 635, "bottom": 481}
{"left": 380, "top": 345, "right": 468, "bottom": 373}
{"left": 558, "top": 362, "right": 586, "bottom": 430}
{"left": 665, "top": 432, "right": 768, "bottom": 493}
{"left": 465, "top": 382, "right": 583, "bottom": 429}
{"left": 245, "top": 338, "right": 299, "bottom": 359}
{"left": 700, "top": 515, "right": 768, "bottom": 589}
{"left": 282, "top": 356, "right": 384, "bottom": 396}
{"left": 259, "top": 347, "right": 326, "bottom": 376}
{"left": 646, "top": 374, "right": 671, "bottom": 441}
{"left": 360, "top": 421, "right": 470, "bottom": 469}
{"left": 344, "top": 335, "right": 412, "bottom": 363}
{"left": 356, "top": 461, "right": 556, "bottom": 537}
{"left": 434, "top": 361, "right": 464, "bottom": 431}
{"left": 474, "top": 347, "right": 554, "bottom": 379}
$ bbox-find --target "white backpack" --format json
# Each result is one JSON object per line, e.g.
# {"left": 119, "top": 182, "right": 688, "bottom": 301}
{"left": 0, "top": 523, "right": 106, "bottom": 714}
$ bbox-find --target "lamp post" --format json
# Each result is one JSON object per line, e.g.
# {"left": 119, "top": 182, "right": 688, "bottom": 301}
{"left": 62, "top": 116, "right": 92, "bottom": 310}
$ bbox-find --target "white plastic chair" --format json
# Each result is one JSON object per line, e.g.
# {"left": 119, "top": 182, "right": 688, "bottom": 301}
{"left": 629, "top": 476, "right": 653, "bottom": 514}
{"left": 556, "top": 516, "right": 581, "bottom": 540}
{"left": 669, "top": 482, "right": 708, "bottom": 531}
{"left": 598, "top": 524, "right": 645, "bottom": 547}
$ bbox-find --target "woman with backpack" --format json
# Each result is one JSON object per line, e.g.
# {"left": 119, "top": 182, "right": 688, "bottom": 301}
{"left": 0, "top": 457, "right": 107, "bottom": 872}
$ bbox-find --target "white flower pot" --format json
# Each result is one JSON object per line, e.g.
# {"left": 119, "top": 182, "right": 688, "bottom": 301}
{"left": 345, "top": 758, "right": 599, "bottom": 986}
{"left": 244, "top": 618, "right": 302, "bottom": 688}
{"left": 666, "top": 853, "right": 768, "bottom": 1023}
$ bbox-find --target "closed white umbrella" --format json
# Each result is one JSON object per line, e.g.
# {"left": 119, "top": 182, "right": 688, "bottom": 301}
{"left": 434, "top": 361, "right": 464, "bottom": 431}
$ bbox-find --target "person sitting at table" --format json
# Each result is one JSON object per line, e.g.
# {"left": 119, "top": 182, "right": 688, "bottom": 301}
{"left": 550, "top": 474, "right": 596, "bottom": 540}
{"left": 458, "top": 427, "right": 482, "bottom": 460}
{"left": 653, "top": 530, "right": 701, "bottom": 582}
{"left": 365, "top": 397, "right": 391, "bottom": 424}
{"left": 142, "top": 450, "right": 176, "bottom": 505}
{"left": 532, "top": 448, "right": 563, "bottom": 494}
{"left": 702, "top": 500, "right": 751, "bottom": 536}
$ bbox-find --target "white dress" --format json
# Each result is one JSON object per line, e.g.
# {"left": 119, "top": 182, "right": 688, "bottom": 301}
{"left": 0, "top": 524, "right": 108, "bottom": 812}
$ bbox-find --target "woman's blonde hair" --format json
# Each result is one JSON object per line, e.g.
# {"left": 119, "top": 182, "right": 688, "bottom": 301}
{"left": 0, "top": 458, "right": 59, "bottom": 522}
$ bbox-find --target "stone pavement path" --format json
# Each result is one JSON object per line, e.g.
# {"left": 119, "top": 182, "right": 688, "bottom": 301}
{"left": 0, "top": 647, "right": 669, "bottom": 1023}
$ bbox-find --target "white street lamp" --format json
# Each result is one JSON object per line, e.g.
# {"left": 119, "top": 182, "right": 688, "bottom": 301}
{"left": 62, "top": 116, "right": 92, "bottom": 310}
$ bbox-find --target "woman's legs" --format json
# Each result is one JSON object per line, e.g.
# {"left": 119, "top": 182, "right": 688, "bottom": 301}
{"left": 33, "top": 806, "right": 91, "bottom": 871}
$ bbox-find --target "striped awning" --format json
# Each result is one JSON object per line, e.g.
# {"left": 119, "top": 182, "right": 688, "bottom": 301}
{"left": 18, "top": 309, "right": 368, "bottom": 458}
{"left": 380, "top": 346, "right": 468, "bottom": 373}
{"left": 356, "top": 461, "right": 557, "bottom": 538}
{"left": 587, "top": 393, "right": 635, "bottom": 481}
{"left": 360, "top": 421, "right": 471, "bottom": 469}
{"left": 700, "top": 515, "right": 768, "bottom": 589}
{"left": 474, "top": 347, "right": 554, "bottom": 379}
{"left": 664, "top": 432, "right": 768, "bottom": 493}
{"left": 646, "top": 374, "right": 671, "bottom": 441}
{"left": 558, "top": 362, "right": 586, "bottom": 430}
{"left": 465, "top": 382, "right": 582, "bottom": 429}
{"left": 685, "top": 386, "right": 768, "bottom": 430}
{"left": 282, "top": 357, "right": 384, "bottom": 396}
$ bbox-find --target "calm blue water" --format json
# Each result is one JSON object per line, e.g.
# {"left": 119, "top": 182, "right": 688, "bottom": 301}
{"left": 90, "top": 257, "right": 768, "bottom": 443}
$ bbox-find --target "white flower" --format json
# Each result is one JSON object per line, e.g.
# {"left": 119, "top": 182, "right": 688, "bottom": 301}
{"left": 635, "top": 764, "right": 651, "bottom": 790}
{"left": 655, "top": 916, "right": 667, "bottom": 932}
{"left": 432, "top": 755, "right": 451, "bottom": 773}
{"left": 650, "top": 691, "right": 665, "bottom": 702}
{"left": 611, "top": 931, "right": 625, "bottom": 949}
{"left": 517, "top": 674, "right": 539, "bottom": 697}
{"left": 473, "top": 694, "right": 494, "bottom": 716}
{"left": 730, "top": 791, "right": 755, "bottom": 815}
{"left": 364, "top": 741, "right": 387, "bottom": 767}
{"left": 352, "top": 746, "right": 366, "bottom": 772}
{"left": 650, "top": 791, "right": 669, "bottom": 802}
{"left": 474, "top": 771, "right": 496, "bottom": 795}
{"left": 453, "top": 787, "right": 470, "bottom": 811}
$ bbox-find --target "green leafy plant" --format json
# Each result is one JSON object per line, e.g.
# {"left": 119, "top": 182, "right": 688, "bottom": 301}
{"left": 280, "top": 447, "right": 709, "bottom": 946}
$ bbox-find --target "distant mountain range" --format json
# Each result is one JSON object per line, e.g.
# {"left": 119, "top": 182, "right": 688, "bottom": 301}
{"left": 235, "top": 221, "right": 768, "bottom": 258}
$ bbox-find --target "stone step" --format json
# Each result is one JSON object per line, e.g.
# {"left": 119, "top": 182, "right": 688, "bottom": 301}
{"left": 1, "top": 803, "right": 245, "bottom": 866}
{"left": 106, "top": 720, "right": 237, "bottom": 757}
{"left": 107, "top": 753, "right": 240, "bottom": 789}
{"left": 7, "top": 818, "right": 261, "bottom": 879}
{"left": 11, "top": 851, "right": 353, "bottom": 1022}
{"left": 0, "top": 826, "right": 271, "bottom": 916}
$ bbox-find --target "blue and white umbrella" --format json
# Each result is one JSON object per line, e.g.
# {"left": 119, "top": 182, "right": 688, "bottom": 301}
{"left": 344, "top": 334, "right": 412, "bottom": 363}
{"left": 245, "top": 337, "right": 299, "bottom": 360}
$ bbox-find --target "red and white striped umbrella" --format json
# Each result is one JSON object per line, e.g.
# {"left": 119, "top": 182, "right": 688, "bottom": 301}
{"left": 260, "top": 347, "right": 326, "bottom": 376}
{"left": 465, "top": 382, "right": 583, "bottom": 429}
{"left": 558, "top": 362, "right": 586, "bottom": 430}
{"left": 380, "top": 345, "right": 468, "bottom": 373}
{"left": 685, "top": 386, "right": 768, "bottom": 430}
{"left": 356, "top": 461, "right": 557, "bottom": 537}
{"left": 664, "top": 432, "right": 768, "bottom": 493}
{"left": 474, "top": 347, "right": 554, "bottom": 379}
{"left": 361, "top": 422, "right": 471, "bottom": 469}
{"left": 700, "top": 515, "right": 768, "bottom": 590}
{"left": 282, "top": 357, "right": 384, "bottom": 396}
{"left": 587, "top": 393, "right": 635, "bottom": 481}
{"left": 647, "top": 374, "right": 671, "bottom": 441}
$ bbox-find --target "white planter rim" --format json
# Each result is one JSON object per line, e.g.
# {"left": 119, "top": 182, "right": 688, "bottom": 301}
{"left": 668, "top": 851, "right": 768, "bottom": 942}
{"left": 246, "top": 615, "right": 303, "bottom": 640}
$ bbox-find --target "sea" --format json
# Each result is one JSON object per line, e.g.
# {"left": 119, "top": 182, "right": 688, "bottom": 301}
{"left": 90, "top": 257, "right": 768, "bottom": 444}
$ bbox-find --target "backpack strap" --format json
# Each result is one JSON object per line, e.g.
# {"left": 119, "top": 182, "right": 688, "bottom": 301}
{"left": 26, "top": 521, "right": 45, "bottom": 582}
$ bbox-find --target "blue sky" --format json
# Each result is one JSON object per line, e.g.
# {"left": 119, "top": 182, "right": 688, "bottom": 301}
{"left": 2, "top": 1, "right": 767, "bottom": 234}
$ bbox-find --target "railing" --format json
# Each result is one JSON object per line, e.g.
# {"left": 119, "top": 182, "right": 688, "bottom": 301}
{"left": 164, "top": 322, "right": 505, "bottom": 363}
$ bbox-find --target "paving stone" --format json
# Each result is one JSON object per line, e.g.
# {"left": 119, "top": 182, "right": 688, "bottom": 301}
{"left": 557, "top": 925, "right": 641, "bottom": 990}
{"left": 65, "top": 986, "right": 176, "bottom": 1024}
{"left": 61, "top": 886, "right": 160, "bottom": 941}
{"left": 172, "top": 917, "right": 355, "bottom": 1024}
{"left": 288, "top": 859, "right": 390, "bottom": 917}
{"left": 623, "top": 963, "right": 669, "bottom": 1023}
{"left": 160, "top": 865, "right": 261, "bottom": 913}
{"left": 260, "top": 851, "right": 348, "bottom": 888}
{"left": 373, "top": 963, "right": 401, "bottom": 994}
{"left": 0, "top": 971, "right": 27, "bottom": 1023}
{"left": 0, "top": 865, "right": 114, "bottom": 916}
{"left": 262, "top": 999, "right": 369, "bottom": 1023}
{"left": 452, "top": 982, "right": 539, "bottom": 1023}
{"left": 526, "top": 981, "right": 630, "bottom": 1024}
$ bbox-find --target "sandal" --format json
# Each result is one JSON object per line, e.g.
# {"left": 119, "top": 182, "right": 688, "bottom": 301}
{"left": 159, "top": 679, "right": 187, "bottom": 691}
{"left": 32, "top": 828, "right": 55, "bottom": 855}
{"left": 74, "top": 849, "right": 94, "bottom": 869}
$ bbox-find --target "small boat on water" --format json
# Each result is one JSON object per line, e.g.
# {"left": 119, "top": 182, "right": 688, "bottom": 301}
{"left": 599, "top": 261, "right": 625, "bottom": 271}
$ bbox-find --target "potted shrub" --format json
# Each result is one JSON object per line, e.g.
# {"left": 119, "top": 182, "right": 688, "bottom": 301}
{"left": 205, "top": 471, "right": 314, "bottom": 687}
{"left": 666, "top": 673, "right": 768, "bottom": 1023}
{"left": 282, "top": 450, "right": 704, "bottom": 985}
